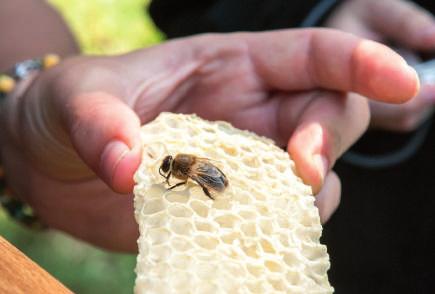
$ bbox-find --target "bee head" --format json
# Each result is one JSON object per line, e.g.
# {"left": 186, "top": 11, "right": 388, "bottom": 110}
{"left": 160, "top": 155, "right": 173, "bottom": 173}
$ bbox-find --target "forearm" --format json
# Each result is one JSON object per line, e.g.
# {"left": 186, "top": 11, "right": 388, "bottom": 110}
{"left": 0, "top": 0, "right": 79, "bottom": 71}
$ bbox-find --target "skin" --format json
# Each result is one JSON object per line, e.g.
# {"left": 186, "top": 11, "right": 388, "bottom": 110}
{"left": 0, "top": 1, "right": 419, "bottom": 251}
{"left": 326, "top": 0, "right": 435, "bottom": 132}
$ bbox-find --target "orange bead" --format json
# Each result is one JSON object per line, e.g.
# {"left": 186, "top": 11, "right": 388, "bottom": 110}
{"left": 0, "top": 75, "right": 15, "bottom": 93}
{"left": 43, "top": 54, "right": 60, "bottom": 69}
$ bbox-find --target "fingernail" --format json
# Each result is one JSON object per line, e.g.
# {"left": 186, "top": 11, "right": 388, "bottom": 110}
{"left": 406, "top": 65, "right": 421, "bottom": 97}
{"left": 100, "top": 140, "right": 131, "bottom": 186}
{"left": 313, "top": 154, "right": 329, "bottom": 186}
{"left": 111, "top": 143, "right": 142, "bottom": 193}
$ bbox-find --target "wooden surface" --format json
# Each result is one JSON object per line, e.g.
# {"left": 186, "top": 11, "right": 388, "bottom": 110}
{"left": 0, "top": 236, "right": 72, "bottom": 294}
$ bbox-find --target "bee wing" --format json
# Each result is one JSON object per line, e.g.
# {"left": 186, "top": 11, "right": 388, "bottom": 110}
{"left": 191, "top": 160, "right": 228, "bottom": 192}
{"left": 195, "top": 157, "right": 224, "bottom": 167}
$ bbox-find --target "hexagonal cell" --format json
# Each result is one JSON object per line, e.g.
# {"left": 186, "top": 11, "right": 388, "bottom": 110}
{"left": 240, "top": 222, "right": 257, "bottom": 237}
{"left": 194, "top": 221, "right": 215, "bottom": 233}
{"left": 255, "top": 203, "right": 270, "bottom": 215}
{"left": 242, "top": 155, "right": 260, "bottom": 168}
{"left": 195, "top": 262, "right": 218, "bottom": 280}
{"left": 240, "top": 241, "right": 260, "bottom": 259}
{"left": 168, "top": 204, "right": 194, "bottom": 218}
{"left": 223, "top": 261, "right": 247, "bottom": 278}
{"left": 211, "top": 198, "right": 232, "bottom": 210}
{"left": 169, "top": 218, "right": 194, "bottom": 236}
{"left": 189, "top": 200, "right": 209, "bottom": 218}
{"left": 145, "top": 211, "right": 169, "bottom": 228}
{"left": 194, "top": 235, "right": 219, "bottom": 250}
{"left": 149, "top": 261, "right": 171, "bottom": 277}
{"left": 147, "top": 227, "right": 170, "bottom": 245}
{"left": 238, "top": 209, "right": 258, "bottom": 220}
{"left": 283, "top": 251, "right": 301, "bottom": 267}
{"left": 230, "top": 190, "right": 254, "bottom": 204}
{"left": 171, "top": 236, "right": 193, "bottom": 252}
{"left": 164, "top": 192, "right": 189, "bottom": 204}
{"left": 310, "top": 259, "right": 330, "bottom": 276}
{"left": 279, "top": 233, "right": 290, "bottom": 247}
{"left": 142, "top": 183, "right": 167, "bottom": 198}
{"left": 259, "top": 238, "right": 276, "bottom": 254}
{"left": 268, "top": 276, "right": 287, "bottom": 291}
{"left": 219, "top": 143, "right": 238, "bottom": 157}
{"left": 171, "top": 254, "right": 193, "bottom": 269}
{"left": 169, "top": 270, "right": 193, "bottom": 290}
{"left": 148, "top": 244, "right": 172, "bottom": 263}
{"left": 246, "top": 264, "right": 265, "bottom": 277}
{"left": 214, "top": 214, "right": 242, "bottom": 228}
{"left": 195, "top": 282, "right": 218, "bottom": 294}
{"left": 220, "top": 232, "right": 242, "bottom": 244}
{"left": 301, "top": 242, "right": 327, "bottom": 261}
{"left": 141, "top": 199, "right": 166, "bottom": 215}
{"left": 258, "top": 218, "right": 274, "bottom": 235}
{"left": 286, "top": 269, "right": 302, "bottom": 285}
{"left": 245, "top": 279, "right": 267, "bottom": 294}
{"left": 264, "top": 260, "right": 284, "bottom": 273}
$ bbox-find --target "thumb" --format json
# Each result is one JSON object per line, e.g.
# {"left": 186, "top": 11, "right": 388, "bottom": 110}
{"left": 62, "top": 91, "right": 142, "bottom": 193}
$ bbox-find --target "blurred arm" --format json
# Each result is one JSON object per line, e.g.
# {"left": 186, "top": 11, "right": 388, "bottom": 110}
{"left": 0, "top": 0, "right": 79, "bottom": 71}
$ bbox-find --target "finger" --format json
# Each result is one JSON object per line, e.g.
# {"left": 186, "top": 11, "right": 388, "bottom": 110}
{"left": 314, "top": 171, "right": 341, "bottom": 224}
{"left": 60, "top": 92, "right": 142, "bottom": 193}
{"left": 365, "top": 0, "right": 435, "bottom": 50}
{"left": 288, "top": 92, "right": 369, "bottom": 193}
{"left": 369, "top": 83, "right": 435, "bottom": 131}
{"left": 238, "top": 28, "right": 419, "bottom": 103}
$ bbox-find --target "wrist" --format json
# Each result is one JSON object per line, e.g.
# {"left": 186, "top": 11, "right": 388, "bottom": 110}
{"left": 0, "top": 55, "right": 63, "bottom": 230}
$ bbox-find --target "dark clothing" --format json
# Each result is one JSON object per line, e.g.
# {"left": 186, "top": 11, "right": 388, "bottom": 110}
{"left": 149, "top": 0, "right": 334, "bottom": 37}
{"left": 149, "top": 1, "right": 435, "bottom": 293}
{"left": 327, "top": 125, "right": 435, "bottom": 294}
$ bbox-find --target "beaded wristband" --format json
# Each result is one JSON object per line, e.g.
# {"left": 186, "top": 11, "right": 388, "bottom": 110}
{"left": 0, "top": 54, "right": 60, "bottom": 229}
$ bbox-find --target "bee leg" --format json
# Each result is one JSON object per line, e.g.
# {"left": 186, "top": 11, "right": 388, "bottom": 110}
{"left": 202, "top": 187, "right": 214, "bottom": 200}
{"left": 165, "top": 171, "right": 172, "bottom": 185}
{"left": 159, "top": 167, "right": 165, "bottom": 178}
{"left": 167, "top": 181, "right": 187, "bottom": 190}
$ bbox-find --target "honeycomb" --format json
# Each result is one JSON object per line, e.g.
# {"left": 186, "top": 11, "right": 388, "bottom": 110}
{"left": 134, "top": 112, "right": 333, "bottom": 294}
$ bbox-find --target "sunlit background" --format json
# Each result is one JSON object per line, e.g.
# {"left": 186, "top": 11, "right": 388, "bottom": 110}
{"left": 0, "top": 0, "right": 163, "bottom": 293}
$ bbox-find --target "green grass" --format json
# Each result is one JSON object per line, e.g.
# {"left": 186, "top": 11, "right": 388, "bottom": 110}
{"left": 49, "top": 0, "right": 163, "bottom": 54}
{"left": 0, "top": 1, "right": 164, "bottom": 292}
{"left": 1, "top": 211, "right": 136, "bottom": 293}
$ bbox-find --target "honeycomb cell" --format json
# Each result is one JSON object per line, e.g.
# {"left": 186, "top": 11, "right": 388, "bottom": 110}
{"left": 221, "top": 232, "right": 242, "bottom": 244}
{"left": 141, "top": 199, "right": 165, "bottom": 215}
{"left": 147, "top": 227, "right": 170, "bottom": 245}
{"left": 168, "top": 204, "right": 193, "bottom": 218}
{"left": 214, "top": 214, "right": 242, "bottom": 228}
{"left": 169, "top": 218, "right": 193, "bottom": 235}
{"left": 171, "top": 254, "right": 193, "bottom": 269}
{"left": 240, "top": 222, "right": 257, "bottom": 237}
{"left": 259, "top": 238, "right": 276, "bottom": 254}
{"left": 194, "top": 221, "right": 215, "bottom": 233}
{"left": 265, "top": 260, "right": 284, "bottom": 273}
{"left": 189, "top": 200, "right": 209, "bottom": 218}
{"left": 194, "top": 235, "right": 219, "bottom": 250}
{"left": 171, "top": 236, "right": 192, "bottom": 252}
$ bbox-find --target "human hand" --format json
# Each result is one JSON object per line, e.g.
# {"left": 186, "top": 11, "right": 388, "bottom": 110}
{"left": 0, "top": 29, "right": 418, "bottom": 251}
{"left": 325, "top": 0, "right": 435, "bottom": 131}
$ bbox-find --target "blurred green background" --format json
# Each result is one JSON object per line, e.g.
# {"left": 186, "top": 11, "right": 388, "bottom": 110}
{"left": 0, "top": 0, "right": 163, "bottom": 293}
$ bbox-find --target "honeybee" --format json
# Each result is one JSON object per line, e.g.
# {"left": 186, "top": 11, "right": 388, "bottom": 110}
{"left": 159, "top": 154, "right": 228, "bottom": 200}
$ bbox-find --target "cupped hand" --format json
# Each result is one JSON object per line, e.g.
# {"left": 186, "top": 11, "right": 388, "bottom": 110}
{"left": 325, "top": 0, "right": 435, "bottom": 131}
{"left": 0, "top": 29, "right": 418, "bottom": 251}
